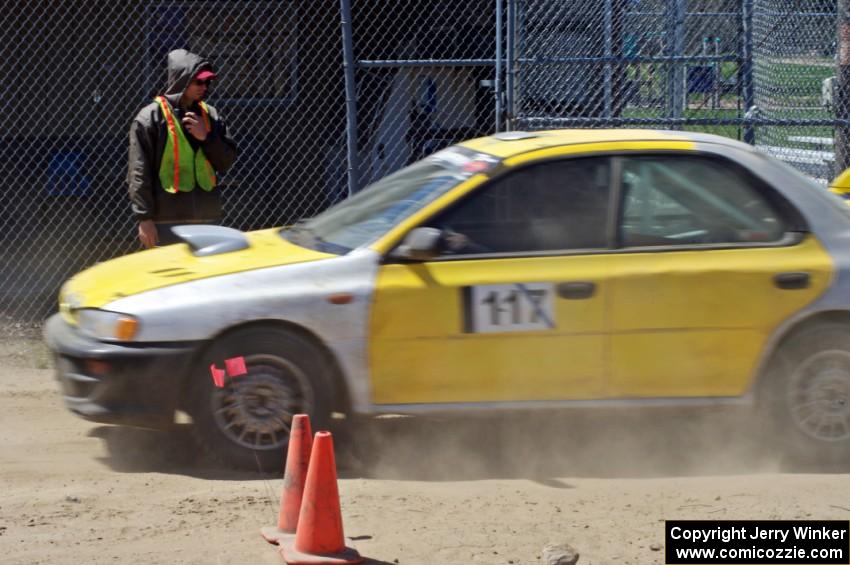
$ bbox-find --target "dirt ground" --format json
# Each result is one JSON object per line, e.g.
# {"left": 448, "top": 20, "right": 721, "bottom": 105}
{"left": 3, "top": 338, "right": 850, "bottom": 565}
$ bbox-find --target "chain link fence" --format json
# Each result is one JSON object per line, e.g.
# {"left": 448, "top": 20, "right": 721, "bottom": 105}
{"left": 0, "top": 0, "right": 846, "bottom": 329}
{"left": 0, "top": 0, "right": 344, "bottom": 329}
{"left": 516, "top": 0, "right": 744, "bottom": 133}
{"left": 346, "top": 0, "right": 495, "bottom": 191}
{"left": 753, "top": 0, "right": 837, "bottom": 179}
{"left": 515, "top": 0, "right": 839, "bottom": 183}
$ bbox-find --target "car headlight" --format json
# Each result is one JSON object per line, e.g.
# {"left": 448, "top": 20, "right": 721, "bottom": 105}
{"left": 77, "top": 309, "right": 139, "bottom": 341}
{"left": 58, "top": 285, "right": 83, "bottom": 325}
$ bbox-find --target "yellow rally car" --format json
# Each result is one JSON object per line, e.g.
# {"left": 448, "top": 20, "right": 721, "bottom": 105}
{"left": 44, "top": 129, "right": 850, "bottom": 469}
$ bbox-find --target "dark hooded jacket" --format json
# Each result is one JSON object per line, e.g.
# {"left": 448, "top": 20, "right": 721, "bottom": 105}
{"left": 127, "top": 49, "right": 238, "bottom": 222}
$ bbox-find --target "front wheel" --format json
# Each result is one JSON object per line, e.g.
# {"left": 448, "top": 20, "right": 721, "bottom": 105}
{"left": 762, "top": 324, "right": 850, "bottom": 464}
{"left": 187, "top": 326, "right": 333, "bottom": 471}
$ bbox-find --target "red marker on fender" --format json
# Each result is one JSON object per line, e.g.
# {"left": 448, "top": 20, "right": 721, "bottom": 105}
{"left": 225, "top": 356, "right": 247, "bottom": 377}
{"left": 209, "top": 364, "right": 226, "bottom": 388}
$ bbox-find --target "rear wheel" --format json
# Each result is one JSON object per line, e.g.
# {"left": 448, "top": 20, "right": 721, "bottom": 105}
{"left": 762, "top": 324, "right": 850, "bottom": 464}
{"left": 187, "top": 326, "right": 333, "bottom": 471}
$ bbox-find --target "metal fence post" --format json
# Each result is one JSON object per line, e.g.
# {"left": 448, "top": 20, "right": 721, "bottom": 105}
{"left": 837, "top": 0, "right": 850, "bottom": 173}
{"left": 506, "top": 0, "right": 517, "bottom": 131}
{"left": 741, "top": 0, "right": 755, "bottom": 145}
{"left": 712, "top": 36, "right": 721, "bottom": 110}
{"left": 495, "top": 0, "right": 503, "bottom": 132}
{"left": 339, "top": 0, "right": 359, "bottom": 195}
{"left": 604, "top": 0, "right": 613, "bottom": 118}
{"left": 666, "top": 0, "right": 686, "bottom": 123}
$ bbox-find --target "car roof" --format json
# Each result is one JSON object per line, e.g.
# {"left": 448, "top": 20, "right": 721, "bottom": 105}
{"left": 457, "top": 129, "right": 748, "bottom": 159}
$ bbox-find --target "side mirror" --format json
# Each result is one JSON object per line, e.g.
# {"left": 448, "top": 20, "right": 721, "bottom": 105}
{"left": 389, "top": 227, "right": 443, "bottom": 261}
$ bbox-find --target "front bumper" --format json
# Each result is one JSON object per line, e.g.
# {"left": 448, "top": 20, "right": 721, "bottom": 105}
{"left": 43, "top": 313, "right": 202, "bottom": 429}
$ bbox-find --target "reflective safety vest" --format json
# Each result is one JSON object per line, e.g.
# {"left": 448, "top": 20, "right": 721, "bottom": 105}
{"left": 155, "top": 96, "right": 217, "bottom": 193}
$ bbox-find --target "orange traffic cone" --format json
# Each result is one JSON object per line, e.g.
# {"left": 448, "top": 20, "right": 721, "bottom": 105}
{"left": 261, "top": 414, "right": 313, "bottom": 545}
{"left": 279, "top": 431, "right": 363, "bottom": 565}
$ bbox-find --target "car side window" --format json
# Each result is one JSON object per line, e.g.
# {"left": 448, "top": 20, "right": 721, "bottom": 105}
{"left": 620, "top": 155, "right": 787, "bottom": 247}
{"left": 427, "top": 157, "right": 611, "bottom": 255}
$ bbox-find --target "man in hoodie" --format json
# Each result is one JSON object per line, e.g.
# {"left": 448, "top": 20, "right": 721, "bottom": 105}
{"left": 127, "top": 49, "right": 238, "bottom": 248}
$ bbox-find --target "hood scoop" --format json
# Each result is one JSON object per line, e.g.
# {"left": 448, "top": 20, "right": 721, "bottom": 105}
{"left": 171, "top": 225, "right": 250, "bottom": 257}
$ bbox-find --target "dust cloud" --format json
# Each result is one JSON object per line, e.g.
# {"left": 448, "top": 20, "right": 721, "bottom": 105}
{"left": 341, "top": 408, "right": 790, "bottom": 481}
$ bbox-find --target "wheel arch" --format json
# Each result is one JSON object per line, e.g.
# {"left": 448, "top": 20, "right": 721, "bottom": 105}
{"left": 177, "top": 319, "right": 352, "bottom": 416}
{"left": 753, "top": 309, "right": 850, "bottom": 396}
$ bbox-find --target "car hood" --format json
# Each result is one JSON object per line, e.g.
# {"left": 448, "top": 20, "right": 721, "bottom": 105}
{"left": 59, "top": 228, "right": 334, "bottom": 317}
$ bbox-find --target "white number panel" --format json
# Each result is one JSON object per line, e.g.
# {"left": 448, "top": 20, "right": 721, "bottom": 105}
{"left": 464, "top": 283, "right": 556, "bottom": 333}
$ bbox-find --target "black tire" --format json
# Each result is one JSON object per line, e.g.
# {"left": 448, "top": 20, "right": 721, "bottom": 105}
{"left": 761, "top": 323, "right": 850, "bottom": 465}
{"left": 187, "top": 326, "right": 334, "bottom": 471}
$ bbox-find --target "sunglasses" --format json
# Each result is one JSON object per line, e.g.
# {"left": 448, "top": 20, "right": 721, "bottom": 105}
{"left": 192, "top": 79, "right": 213, "bottom": 87}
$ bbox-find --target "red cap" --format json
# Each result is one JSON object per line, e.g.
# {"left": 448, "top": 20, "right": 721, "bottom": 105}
{"left": 194, "top": 69, "right": 217, "bottom": 81}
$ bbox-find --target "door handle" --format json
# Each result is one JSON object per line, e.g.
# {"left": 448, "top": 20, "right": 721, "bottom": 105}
{"left": 774, "top": 272, "right": 810, "bottom": 290}
{"left": 556, "top": 281, "right": 596, "bottom": 299}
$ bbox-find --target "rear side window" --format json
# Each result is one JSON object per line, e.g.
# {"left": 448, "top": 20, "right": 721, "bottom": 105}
{"left": 620, "top": 155, "right": 787, "bottom": 247}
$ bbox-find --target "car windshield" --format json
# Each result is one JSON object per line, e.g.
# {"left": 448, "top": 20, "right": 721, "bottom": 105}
{"left": 283, "top": 147, "right": 499, "bottom": 253}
